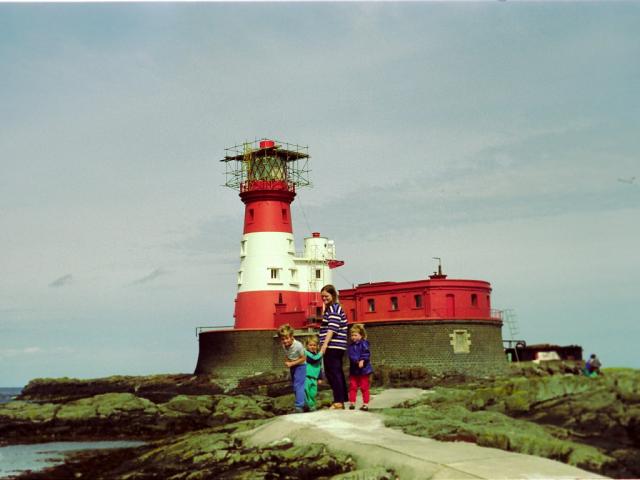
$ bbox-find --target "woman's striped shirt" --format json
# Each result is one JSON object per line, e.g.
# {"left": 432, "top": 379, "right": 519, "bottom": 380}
{"left": 319, "top": 303, "right": 348, "bottom": 350}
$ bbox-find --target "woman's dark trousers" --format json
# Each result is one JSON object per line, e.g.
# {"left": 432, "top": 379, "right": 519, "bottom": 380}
{"left": 324, "top": 348, "right": 348, "bottom": 403}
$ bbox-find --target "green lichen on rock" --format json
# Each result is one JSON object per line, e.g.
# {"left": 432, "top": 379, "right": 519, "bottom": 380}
{"left": 0, "top": 400, "right": 58, "bottom": 423}
{"left": 160, "top": 394, "right": 217, "bottom": 416}
{"left": 380, "top": 369, "right": 640, "bottom": 476}
{"left": 609, "top": 368, "right": 640, "bottom": 402}
{"left": 102, "top": 430, "right": 355, "bottom": 479}
{"left": 211, "top": 394, "right": 274, "bottom": 422}
{"left": 55, "top": 393, "right": 158, "bottom": 422}
{"left": 383, "top": 399, "right": 613, "bottom": 472}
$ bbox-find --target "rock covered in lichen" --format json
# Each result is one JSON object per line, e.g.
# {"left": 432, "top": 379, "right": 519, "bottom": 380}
{"left": 381, "top": 368, "right": 640, "bottom": 478}
{"left": 382, "top": 402, "right": 613, "bottom": 472}
{"left": 16, "top": 430, "right": 355, "bottom": 480}
{"left": 0, "top": 392, "right": 276, "bottom": 444}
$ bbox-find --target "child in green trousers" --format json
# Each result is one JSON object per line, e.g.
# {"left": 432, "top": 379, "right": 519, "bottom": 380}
{"left": 304, "top": 335, "right": 323, "bottom": 411}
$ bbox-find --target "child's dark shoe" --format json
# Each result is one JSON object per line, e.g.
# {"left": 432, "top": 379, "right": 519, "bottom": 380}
{"left": 360, "top": 404, "right": 369, "bottom": 411}
{"left": 349, "top": 404, "right": 355, "bottom": 410}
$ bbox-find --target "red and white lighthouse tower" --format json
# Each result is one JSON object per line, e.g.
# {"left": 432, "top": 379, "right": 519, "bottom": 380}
{"left": 222, "top": 139, "right": 342, "bottom": 330}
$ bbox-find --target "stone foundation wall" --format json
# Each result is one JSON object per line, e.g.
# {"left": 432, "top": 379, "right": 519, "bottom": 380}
{"left": 365, "top": 320, "right": 508, "bottom": 376}
{"left": 194, "top": 320, "right": 507, "bottom": 377}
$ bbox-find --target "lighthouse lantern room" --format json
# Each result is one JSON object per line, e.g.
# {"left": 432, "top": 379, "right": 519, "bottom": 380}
{"left": 221, "top": 139, "right": 341, "bottom": 330}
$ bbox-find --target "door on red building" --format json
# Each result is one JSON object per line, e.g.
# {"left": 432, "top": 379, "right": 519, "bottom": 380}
{"left": 446, "top": 294, "right": 455, "bottom": 317}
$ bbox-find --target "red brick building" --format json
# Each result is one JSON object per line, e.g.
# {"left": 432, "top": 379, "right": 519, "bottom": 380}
{"left": 339, "top": 275, "right": 500, "bottom": 324}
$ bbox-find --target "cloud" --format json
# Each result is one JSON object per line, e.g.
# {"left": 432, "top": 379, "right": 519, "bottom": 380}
{"left": 131, "top": 268, "right": 169, "bottom": 286}
{"left": 0, "top": 346, "right": 42, "bottom": 359}
{"left": 49, "top": 274, "right": 73, "bottom": 288}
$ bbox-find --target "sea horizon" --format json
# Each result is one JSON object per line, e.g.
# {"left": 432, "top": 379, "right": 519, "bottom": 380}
{"left": 0, "top": 387, "right": 23, "bottom": 405}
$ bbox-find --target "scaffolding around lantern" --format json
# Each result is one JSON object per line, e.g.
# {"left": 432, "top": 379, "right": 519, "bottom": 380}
{"left": 221, "top": 138, "right": 311, "bottom": 193}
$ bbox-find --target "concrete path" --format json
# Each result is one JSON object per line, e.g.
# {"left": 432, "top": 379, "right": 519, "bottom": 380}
{"left": 243, "top": 389, "right": 607, "bottom": 480}
{"left": 366, "top": 387, "right": 431, "bottom": 409}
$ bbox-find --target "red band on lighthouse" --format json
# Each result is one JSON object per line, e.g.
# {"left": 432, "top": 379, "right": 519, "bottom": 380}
{"left": 234, "top": 290, "right": 323, "bottom": 330}
{"left": 240, "top": 189, "right": 295, "bottom": 234}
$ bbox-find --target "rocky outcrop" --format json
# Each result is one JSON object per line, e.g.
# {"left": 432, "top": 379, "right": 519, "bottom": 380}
{"left": 0, "top": 392, "right": 276, "bottom": 444}
{"left": 1, "top": 377, "right": 336, "bottom": 446}
{"left": 381, "top": 367, "right": 640, "bottom": 478}
{"left": 13, "top": 430, "right": 356, "bottom": 480}
{"left": 5, "top": 365, "right": 639, "bottom": 478}
{"left": 18, "top": 372, "right": 293, "bottom": 404}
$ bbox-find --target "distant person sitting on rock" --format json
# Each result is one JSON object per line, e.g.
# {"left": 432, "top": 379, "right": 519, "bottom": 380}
{"left": 347, "top": 323, "right": 373, "bottom": 411}
{"left": 304, "top": 335, "right": 323, "bottom": 411}
{"left": 584, "top": 354, "right": 602, "bottom": 377}
{"left": 278, "top": 324, "right": 307, "bottom": 413}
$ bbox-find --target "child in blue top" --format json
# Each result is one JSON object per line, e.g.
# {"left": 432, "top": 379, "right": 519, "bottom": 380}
{"left": 347, "top": 323, "right": 373, "bottom": 411}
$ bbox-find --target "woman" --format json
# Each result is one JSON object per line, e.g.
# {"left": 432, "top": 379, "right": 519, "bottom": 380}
{"left": 318, "top": 284, "right": 349, "bottom": 409}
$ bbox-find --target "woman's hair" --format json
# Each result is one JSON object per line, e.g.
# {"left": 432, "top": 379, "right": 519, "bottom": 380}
{"left": 305, "top": 335, "right": 319, "bottom": 346}
{"left": 277, "top": 324, "right": 295, "bottom": 338}
{"left": 350, "top": 323, "right": 367, "bottom": 339}
{"left": 321, "top": 284, "right": 339, "bottom": 304}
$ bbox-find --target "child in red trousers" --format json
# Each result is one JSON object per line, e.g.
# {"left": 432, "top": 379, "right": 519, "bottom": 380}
{"left": 347, "top": 324, "right": 373, "bottom": 411}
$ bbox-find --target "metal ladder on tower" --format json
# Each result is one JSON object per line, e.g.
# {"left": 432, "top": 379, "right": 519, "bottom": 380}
{"left": 503, "top": 309, "right": 521, "bottom": 362}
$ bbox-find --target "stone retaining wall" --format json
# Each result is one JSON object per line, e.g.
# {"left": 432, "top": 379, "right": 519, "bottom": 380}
{"left": 194, "top": 320, "right": 507, "bottom": 377}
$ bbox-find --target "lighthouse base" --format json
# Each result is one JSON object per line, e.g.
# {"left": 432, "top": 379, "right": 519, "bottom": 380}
{"left": 194, "top": 320, "right": 507, "bottom": 378}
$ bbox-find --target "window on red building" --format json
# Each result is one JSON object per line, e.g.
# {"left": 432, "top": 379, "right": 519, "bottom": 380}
{"left": 471, "top": 294, "right": 478, "bottom": 307}
{"left": 414, "top": 294, "right": 422, "bottom": 308}
{"left": 367, "top": 299, "right": 375, "bottom": 312}
{"left": 390, "top": 297, "right": 398, "bottom": 311}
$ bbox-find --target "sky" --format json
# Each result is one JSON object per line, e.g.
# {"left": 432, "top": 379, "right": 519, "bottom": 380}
{"left": 1, "top": 2, "right": 639, "bottom": 387}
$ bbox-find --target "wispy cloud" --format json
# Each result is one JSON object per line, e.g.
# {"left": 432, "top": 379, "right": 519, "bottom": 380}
{"left": 131, "top": 268, "right": 169, "bottom": 286}
{"left": 0, "top": 346, "right": 42, "bottom": 359}
{"left": 49, "top": 274, "right": 73, "bottom": 288}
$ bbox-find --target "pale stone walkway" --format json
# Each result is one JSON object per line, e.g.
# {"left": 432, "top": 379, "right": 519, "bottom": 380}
{"left": 243, "top": 389, "right": 607, "bottom": 479}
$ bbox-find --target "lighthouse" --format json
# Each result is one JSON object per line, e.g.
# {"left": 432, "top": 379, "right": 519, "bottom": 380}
{"left": 223, "top": 138, "right": 342, "bottom": 330}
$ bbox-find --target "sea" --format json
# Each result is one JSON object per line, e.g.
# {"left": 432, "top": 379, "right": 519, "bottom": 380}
{"left": 0, "top": 388, "right": 22, "bottom": 405}
{"left": 0, "top": 387, "right": 144, "bottom": 478}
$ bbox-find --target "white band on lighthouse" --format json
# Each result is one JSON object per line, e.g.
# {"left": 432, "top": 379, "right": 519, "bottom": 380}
{"left": 237, "top": 232, "right": 334, "bottom": 293}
